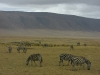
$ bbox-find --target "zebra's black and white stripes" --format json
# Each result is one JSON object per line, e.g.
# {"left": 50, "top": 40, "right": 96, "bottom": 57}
{"left": 84, "top": 58, "right": 91, "bottom": 70}
{"left": 71, "top": 56, "right": 91, "bottom": 70}
{"left": 26, "top": 53, "right": 43, "bottom": 67}
{"left": 17, "top": 46, "right": 27, "bottom": 53}
{"left": 59, "top": 53, "right": 91, "bottom": 70}
{"left": 59, "top": 54, "right": 74, "bottom": 66}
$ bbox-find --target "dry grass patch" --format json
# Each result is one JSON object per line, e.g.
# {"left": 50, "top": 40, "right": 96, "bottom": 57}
{"left": 0, "top": 37, "right": 100, "bottom": 75}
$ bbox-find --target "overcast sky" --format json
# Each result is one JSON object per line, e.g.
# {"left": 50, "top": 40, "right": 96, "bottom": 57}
{"left": 0, "top": 0, "right": 100, "bottom": 19}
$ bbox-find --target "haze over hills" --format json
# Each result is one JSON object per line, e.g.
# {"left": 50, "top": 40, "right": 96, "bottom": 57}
{"left": 0, "top": 11, "right": 100, "bottom": 38}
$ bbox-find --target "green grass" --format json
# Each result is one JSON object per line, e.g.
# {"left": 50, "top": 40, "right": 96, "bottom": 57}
{"left": 0, "top": 37, "right": 100, "bottom": 75}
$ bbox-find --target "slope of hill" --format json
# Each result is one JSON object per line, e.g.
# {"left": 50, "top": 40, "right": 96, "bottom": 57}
{"left": 0, "top": 11, "right": 100, "bottom": 37}
{"left": 0, "top": 11, "right": 100, "bottom": 31}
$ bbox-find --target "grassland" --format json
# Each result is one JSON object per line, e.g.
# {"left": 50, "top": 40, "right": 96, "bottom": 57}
{"left": 0, "top": 37, "right": 100, "bottom": 75}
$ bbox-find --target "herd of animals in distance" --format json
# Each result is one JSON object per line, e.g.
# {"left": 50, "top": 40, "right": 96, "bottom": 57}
{"left": 6, "top": 41, "right": 91, "bottom": 71}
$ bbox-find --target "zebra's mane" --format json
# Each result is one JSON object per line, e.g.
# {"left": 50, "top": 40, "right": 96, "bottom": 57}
{"left": 26, "top": 55, "right": 31, "bottom": 62}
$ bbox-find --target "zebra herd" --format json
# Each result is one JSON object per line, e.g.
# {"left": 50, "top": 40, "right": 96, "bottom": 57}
{"left": 8, "top": 42, "right": 86, "bottom": 53}
{"left": 26, "top": 53, "right": 91, "bottom": 71}
{"left": 7, "top": 46, "right": 91, "bottom": 71}
{"left": 59, "top": 54, "right": 91, "bottom": 70}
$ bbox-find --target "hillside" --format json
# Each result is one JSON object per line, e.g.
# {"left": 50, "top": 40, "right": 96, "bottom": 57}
{"left": 0, "top": 11, "right": 100, "bottom": 31}
{"left": 0, "top": 11, "right": 100, "bottom": 37}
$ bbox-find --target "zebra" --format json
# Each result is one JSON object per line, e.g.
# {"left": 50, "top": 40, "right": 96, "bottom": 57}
{"left": 70, "top": 45, "right": 74, "bottom": 50}
{"left": 84, "top": 44, "right": 86, "bottom": 46}
{"left": 17, "top": 46, "right": 27, "bottom": 53}
{"left": 59, "top": 54, "right": 74, "bottom": 66}
{"left": 8, "top": 46, "right": 12, "bottom": 53}
{"left": 71, "top": 56, "right": 91, "bottom": 70}
{"left": 43, "top": 43, "right": 48, "bottom": 48}
{"left": 77, "top": 42, "right": 80, "bottom": 46}
{"left": 26, "top": 54, "right": 43, "bottom": 67}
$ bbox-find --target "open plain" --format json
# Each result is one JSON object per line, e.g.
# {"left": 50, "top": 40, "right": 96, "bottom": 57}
{"left": 0, "top": 37, "right": 100, "bottom": 75}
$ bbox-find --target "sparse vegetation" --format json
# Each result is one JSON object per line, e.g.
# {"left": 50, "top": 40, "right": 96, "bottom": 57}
{"left": 0, "top": 37, "right": 100, "bottom": 75}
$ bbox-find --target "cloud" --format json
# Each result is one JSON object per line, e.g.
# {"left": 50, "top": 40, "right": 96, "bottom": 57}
{"left": 0, "top": 0, "right": 100, "bottom": 19}
{"left": 0, "top": 0, "right": 100, "bottom": 6}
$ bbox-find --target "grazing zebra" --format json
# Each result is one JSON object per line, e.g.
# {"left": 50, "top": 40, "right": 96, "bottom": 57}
{"left": 70, "top": 45, "right": 74, "bottom": 50}
{"left": 59, "top": 54, "right": 74, "bottom": 66}
{"left": 43, "top": 43, "right": 48, "bottom": 48}
{"left": 17, "top": 46, "right": 27, "bottom": 53}
{"left": 26, "top": 54, "right": 43, "bottom": 67}
{"left": 8, "top": 46, "right": 12, "bottom": 53}
{"left": 84, "top": 44, "right": 86, "bottom": 46}
{"left": 77, "top": 42, "right": 80, "bottom": 46}
{"left": 71, "top": 56, "right": 91, "bottom": 70}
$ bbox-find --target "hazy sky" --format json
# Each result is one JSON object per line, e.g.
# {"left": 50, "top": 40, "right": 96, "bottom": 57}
{"left": 0, "top": 0, "right": 100, "bottom": 19}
